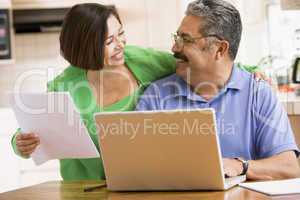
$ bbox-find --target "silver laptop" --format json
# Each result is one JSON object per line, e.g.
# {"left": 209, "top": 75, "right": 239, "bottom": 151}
{"left": 94, "top": 108, "right": 246, "bottom": 191}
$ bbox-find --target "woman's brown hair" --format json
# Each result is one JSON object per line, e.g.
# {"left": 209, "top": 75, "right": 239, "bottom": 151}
{"left": 60, "top": 3, "right": 122, "bottom": 70}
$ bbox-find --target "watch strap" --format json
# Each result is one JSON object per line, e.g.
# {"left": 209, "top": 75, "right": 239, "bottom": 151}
{"left": 234, "top": 157, "right": 249, "bottom": 176}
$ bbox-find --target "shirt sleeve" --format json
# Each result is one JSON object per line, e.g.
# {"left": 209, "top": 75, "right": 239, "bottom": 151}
{"left": 125, "top": 45, "right": 176, "bottom": 85}
{"left": 254, "top": 81, "right": 300, "bottom": 159}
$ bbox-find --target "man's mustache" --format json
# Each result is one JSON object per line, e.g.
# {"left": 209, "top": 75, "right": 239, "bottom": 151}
{"left": 173, "top": 52, "right": 189, "bottom": 62}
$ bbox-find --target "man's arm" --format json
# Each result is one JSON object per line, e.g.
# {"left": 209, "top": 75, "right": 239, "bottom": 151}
{"left": 247, "top": 151, "right": 300, "bottom": 180}
{"left": 225, "top": 80, "right": 300, "bottom": 180}
{"left": 224, "top": 151, "right": 300, "bottom": 180}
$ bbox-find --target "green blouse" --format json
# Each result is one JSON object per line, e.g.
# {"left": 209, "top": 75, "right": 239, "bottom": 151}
{"left": 11, "top": 45, "right": 259, "bottom": 181}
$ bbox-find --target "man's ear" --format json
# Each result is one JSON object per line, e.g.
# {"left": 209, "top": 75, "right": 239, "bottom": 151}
{"left": 215, "top": 40, "right": 229, "bottom": 60}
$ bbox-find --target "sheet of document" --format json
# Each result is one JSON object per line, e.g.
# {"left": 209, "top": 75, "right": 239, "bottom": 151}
{"left": 239, "top": 178, "right": 300, "bottom": 196}
{"left": 9, "top": 92, "right": 100, "bottom": 165}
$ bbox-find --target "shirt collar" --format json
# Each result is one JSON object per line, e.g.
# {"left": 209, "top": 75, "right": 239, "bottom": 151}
{"left": 172, "top": 65, "right": 245, "bottom": 102}
{"left": 225, "top": 64, "right": 243, "bottom": 91}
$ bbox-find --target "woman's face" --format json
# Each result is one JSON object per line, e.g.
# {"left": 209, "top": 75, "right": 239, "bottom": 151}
{"left": 104, "top": 15, "right": 126, "bottom": 67}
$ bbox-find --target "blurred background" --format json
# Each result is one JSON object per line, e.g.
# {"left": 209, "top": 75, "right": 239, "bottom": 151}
{"left": 0, "top": 0, "right": 300, "bottom": 193}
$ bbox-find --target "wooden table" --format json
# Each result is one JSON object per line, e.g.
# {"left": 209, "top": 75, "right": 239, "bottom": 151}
{"left": 0, "top": 181, "right": 300, "bottom": 200}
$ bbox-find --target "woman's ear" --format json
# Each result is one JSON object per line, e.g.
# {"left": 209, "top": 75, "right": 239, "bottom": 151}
{"left": 215, "top": 40, "right": 229, "bottom": 60}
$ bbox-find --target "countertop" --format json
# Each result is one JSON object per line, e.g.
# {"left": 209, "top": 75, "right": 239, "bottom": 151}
{"left": 1, "top": 180, "right": 300, "bottom": 200}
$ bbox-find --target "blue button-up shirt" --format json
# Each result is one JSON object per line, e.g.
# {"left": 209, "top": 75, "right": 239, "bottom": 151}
{"left": 136, "top": 66, "right": 299, "bottom": 160}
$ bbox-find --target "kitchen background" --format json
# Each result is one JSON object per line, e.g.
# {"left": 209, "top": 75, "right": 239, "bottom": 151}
{"left": 0, "top": 0, "right": 300, "bottom": 193}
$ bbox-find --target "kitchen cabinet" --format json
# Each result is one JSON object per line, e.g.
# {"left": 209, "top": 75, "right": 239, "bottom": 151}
{"left": 289, "top": 115, "right": 300, "bottom": 165}
{"left": 278, "top": 93, "right": 300, "bottom": 165}
{"left": 289, "top": 116, "right": 300, "bottom": 144}
{"left": 0, "top": 1, "right": 14, "bottom": 65}
{"left": 12, "top": 0, "right": 109, "bottom": 9}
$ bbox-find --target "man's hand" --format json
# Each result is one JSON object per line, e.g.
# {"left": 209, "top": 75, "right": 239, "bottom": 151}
{"left": 223, "top": 158, "right": 243, "bottom": 177}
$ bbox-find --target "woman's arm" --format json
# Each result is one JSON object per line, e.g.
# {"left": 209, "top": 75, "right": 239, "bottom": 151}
{"left": 125, "top": 46, "right": 264, "bottom": 84}
{"left": 124, "top": 45, "right": 176, "bottom": 84}
{"left": 237, "top": 63, "right": 260, "bottom": 73}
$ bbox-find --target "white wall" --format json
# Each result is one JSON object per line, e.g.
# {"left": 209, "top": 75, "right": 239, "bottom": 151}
{"left": 113, "top": 0, "right": 181, "bottom": 51}
{"left": 238, "top": 0, "right": 269, "bottom": 65}
{"left": 0, "top": 0, "right": 11, "bottom": 8}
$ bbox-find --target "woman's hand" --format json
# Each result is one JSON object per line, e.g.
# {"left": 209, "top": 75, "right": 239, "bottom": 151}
{"left": 16, "top": 133, "right": 40, "bottom": 157}
{"left": 254, "top": 72, "right": 271, "bottom": 84}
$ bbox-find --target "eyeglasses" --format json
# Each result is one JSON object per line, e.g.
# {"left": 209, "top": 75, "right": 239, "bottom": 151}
{"left": 172, "top": 33, "right": 222, "bottom": 49}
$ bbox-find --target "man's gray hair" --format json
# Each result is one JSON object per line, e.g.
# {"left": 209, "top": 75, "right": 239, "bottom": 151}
{"left": 186, "top": 0, "right": 242, "bottom": 60}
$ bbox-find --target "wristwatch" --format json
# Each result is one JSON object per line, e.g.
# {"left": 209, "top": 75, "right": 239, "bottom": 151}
{"left": 234, "top": 157, "right": 249, "bottom": 176}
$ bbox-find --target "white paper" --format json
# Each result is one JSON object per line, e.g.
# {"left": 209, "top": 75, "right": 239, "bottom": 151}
{"left": 9, "top": 92, "right": 100, "bottom": 165}
{"left": 239, "top": 178, "right": 300, "bottom": 196}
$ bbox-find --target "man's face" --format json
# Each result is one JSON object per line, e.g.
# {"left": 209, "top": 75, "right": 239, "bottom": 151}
{"left": 172, "top": 15, "right": 216, "bottom": 81}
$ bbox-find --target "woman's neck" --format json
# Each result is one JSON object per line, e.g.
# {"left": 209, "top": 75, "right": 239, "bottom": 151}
{"left": 87, "top": 64, "right": 139, "bottom": 107}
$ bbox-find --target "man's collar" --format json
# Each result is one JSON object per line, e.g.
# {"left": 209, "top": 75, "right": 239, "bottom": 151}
{"left": 172, "top": 65, "right": 245, "bottom": 102}
{"left": 225, "top": 64, "right": 243, "bottom": 90}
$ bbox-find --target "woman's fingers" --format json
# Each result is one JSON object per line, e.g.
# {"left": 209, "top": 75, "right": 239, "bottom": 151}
{"left": 254, "top": 72, "right": 271, "bottom": 83}
{"left": 16, "top": 133, "right": 40, "bottom": 146}
{"left": 21, "top": 144, "right": 38, "bottom": 156}
{"left": 15, "top": 133, "right": 40, "bottom": 156}
{"left": 18, "top": 142, "right": 39, "bottom": 153}
{"left": 16, "top": 133, "right": 38, "bottom": 140}
{"left": 22, "top": 148, "right": 38, "bottom": 156}
{"left": 16, "top": 138, "right": 40, "bottom": 147}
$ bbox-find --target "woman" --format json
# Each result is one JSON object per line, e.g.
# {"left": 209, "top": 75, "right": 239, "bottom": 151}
{"left": 11, "top": 3, "right": 261, "bottom": 180}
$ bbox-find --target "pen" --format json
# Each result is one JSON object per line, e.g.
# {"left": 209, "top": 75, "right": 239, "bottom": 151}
{"left": 83, "top": 182, "right": 107, "bottom": 192}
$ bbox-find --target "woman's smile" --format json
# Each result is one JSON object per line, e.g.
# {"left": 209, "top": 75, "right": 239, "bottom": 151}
{"left": 111, "top": 50, "right": 124, "bottom": 60}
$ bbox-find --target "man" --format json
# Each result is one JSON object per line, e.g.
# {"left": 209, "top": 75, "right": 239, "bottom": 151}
{"left": 136, "top": 0, "right": 300, "bottom": 180}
